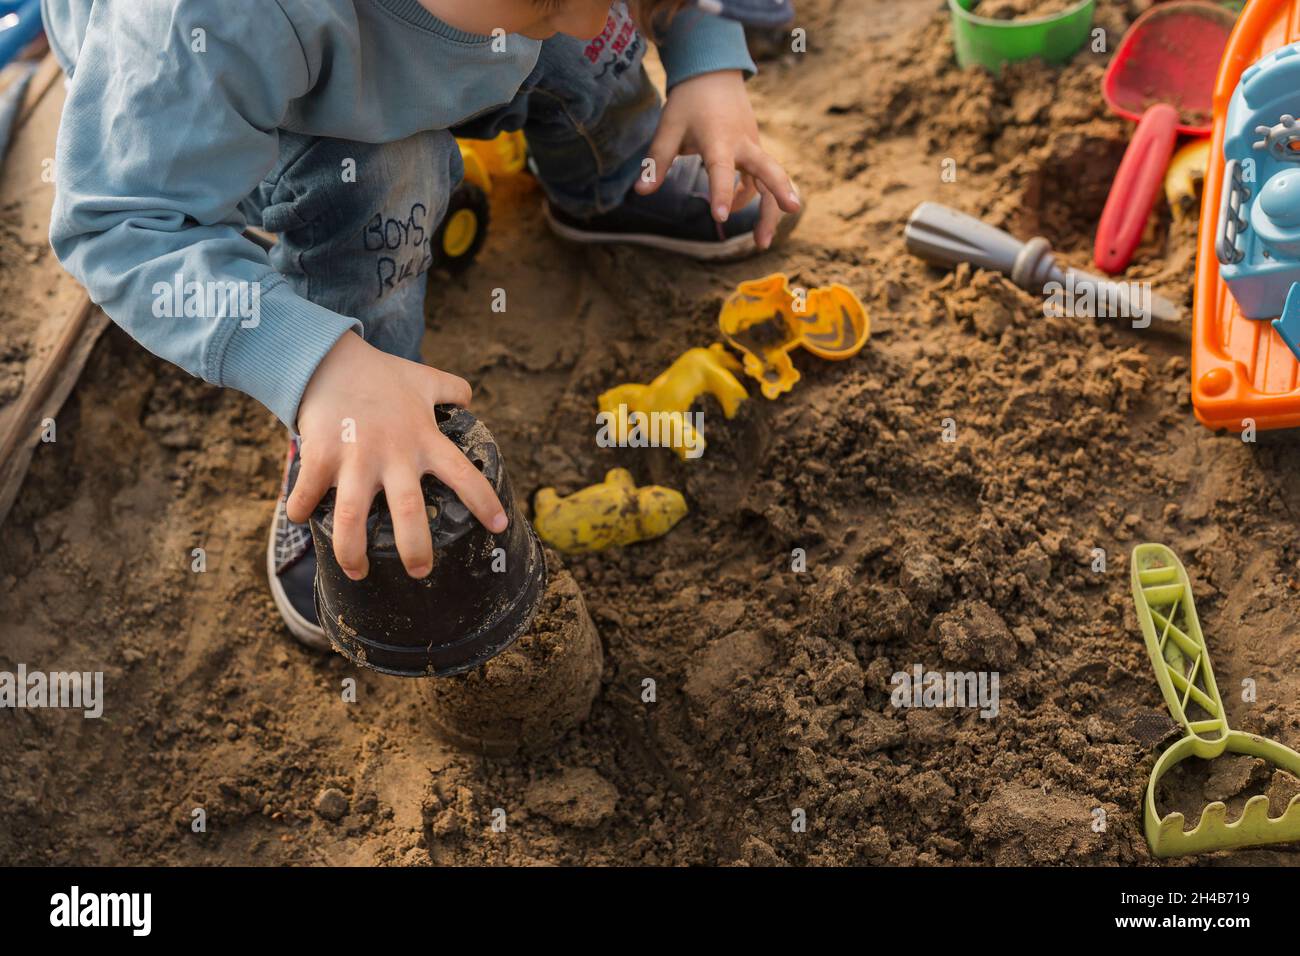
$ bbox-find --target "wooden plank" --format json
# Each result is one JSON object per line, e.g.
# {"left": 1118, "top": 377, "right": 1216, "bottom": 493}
{"left": 0, "top": 54, "right": 101, "bottom": 529}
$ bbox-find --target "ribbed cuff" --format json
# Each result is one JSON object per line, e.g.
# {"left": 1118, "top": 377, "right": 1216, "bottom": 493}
{"left": 371, "top": 0, "right": 495, "bottom": 43}
{"left": 215, "top": 281, "right": 361, "bottom": 430}
{"left": 658, "top": 11, "right": 757, "bottom": 89}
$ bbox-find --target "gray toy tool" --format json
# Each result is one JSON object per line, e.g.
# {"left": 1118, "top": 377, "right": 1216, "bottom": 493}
{"left": 904, "top": 202, "right": 1182, "bottom": 325}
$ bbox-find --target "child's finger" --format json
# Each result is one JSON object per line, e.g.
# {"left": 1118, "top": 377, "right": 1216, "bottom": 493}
{"left": 704, "top": 152, "right": 738, "bottom": 223}
{"left": 331, "top": 475, "right": 377, "bottom": 580}
{"left": 425, "top": 434, "right": 508, "bottom": 534}
{"left": 739, "top": 141, "right": 800, "bottom": 214}
{"left": 755, "top": 181, "right": 781, "bottom": 250}
{"left": 636, "top": 122, "right": 684, "bottom": 195}
{"left": 285, "top": 455, "right": 333, "bottom": 525}
{"left": 429, "top": 368, "right": 473, "bottom": 409}
{"left": 382, "top": 473, "right": 435, "bottom": 578}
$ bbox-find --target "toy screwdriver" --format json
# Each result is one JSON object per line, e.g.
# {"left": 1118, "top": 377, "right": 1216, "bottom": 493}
{"left": 904, "top": 202, "right": 1182, "bottom": 325}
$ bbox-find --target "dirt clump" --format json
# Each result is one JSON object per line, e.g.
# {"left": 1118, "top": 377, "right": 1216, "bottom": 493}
{"left": 683, "top": 629, "right": 775, "bottom": 715}
{"left": 968, "top": 783, "right": 1110, "bottom": 864}
{"left": 314, "top": 788, "right": 350, "bottom": 822}
{"left": 932, "top": 600, "right": 1019, "bottom": 669}
{"left": 426, "top": 550, "right": 603, "bottom": 757}
{"left": 524, "top": 768, "right": 619, "bottom": 829}
{"left": 1267, "top": 771, "right": 1300, "bottom": 820}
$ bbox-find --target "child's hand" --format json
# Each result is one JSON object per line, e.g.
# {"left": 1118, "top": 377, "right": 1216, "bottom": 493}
{"left": 286, "top": 331, "right": 508, "bottom": 580}
{"left": 637, "top": 69, "right": 801, "bottom": 250}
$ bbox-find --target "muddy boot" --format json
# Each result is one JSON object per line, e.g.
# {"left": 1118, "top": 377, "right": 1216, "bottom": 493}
{"left": 310, "top": 407, "right": 547, "bottom": 676}
{"left": 426, "top": 550, "right": 603, "bottom": 756}
{"left": 266, "top": 437, "right": 329, "bottom": 652}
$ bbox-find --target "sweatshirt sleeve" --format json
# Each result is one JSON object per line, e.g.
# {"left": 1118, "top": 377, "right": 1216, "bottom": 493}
{"left": 48, "top": 0, "right": 361, "bottom": 430}
{"left": 656, "top": 10, "right": 757, "bottom": 90}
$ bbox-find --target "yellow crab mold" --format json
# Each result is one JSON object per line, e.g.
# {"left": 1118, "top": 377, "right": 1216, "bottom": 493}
{"left": 718, "top": 273, "right": 870, "bottom": 400}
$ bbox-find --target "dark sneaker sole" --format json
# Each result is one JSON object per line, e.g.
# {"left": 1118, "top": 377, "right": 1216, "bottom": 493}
{"left": 543, "top": 198, "right": 805, "bottom": 262}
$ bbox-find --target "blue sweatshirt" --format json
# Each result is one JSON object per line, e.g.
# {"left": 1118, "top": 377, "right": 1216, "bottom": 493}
{"left": 43, "top": 0, "right": 755, "bottom": 428}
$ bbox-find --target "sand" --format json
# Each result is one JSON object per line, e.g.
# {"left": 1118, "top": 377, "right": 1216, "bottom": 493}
{"left": 974, "top": 0, "right": 1080, "bottom": 22}
{"left": 2, "top": 0, "right": 1299, "bottom": 866}
{"left": 426, "top": 550, "right": 603, "bottom": 756}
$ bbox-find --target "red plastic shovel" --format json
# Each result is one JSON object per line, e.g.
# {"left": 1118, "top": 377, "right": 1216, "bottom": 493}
{"left": 1094, "top": 1, "right": 1235, "bottom": 275}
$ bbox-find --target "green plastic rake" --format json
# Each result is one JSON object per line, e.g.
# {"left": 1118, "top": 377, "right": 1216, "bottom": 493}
{"left": 1130, "top": 543, "right": 1300, "bottom": 858}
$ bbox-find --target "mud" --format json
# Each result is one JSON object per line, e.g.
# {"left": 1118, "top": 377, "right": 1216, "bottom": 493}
{"left": 0, "top": 202, "right": 42, "bottom": 410}
{"left": 427, "top": 551, "right": 603, "bottom": 756}
{"left": 3, "top": 0, "right": 1300, "bottom": 867}
{"left": 974, "top": 0, "right": 1081, "bottom": 20}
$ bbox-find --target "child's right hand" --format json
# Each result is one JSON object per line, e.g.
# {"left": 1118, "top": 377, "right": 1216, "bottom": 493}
{"left": 286, "top": 331, "right": 508, "bottom": 581}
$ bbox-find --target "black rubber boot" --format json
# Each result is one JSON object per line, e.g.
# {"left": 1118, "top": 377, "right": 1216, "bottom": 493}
{"left": 310, "top": 407, "right": 547, "bottom": 677}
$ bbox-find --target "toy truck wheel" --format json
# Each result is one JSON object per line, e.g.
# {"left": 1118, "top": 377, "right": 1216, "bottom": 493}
{"left": 433, "top": 182, "right": 490, "bottom": 274}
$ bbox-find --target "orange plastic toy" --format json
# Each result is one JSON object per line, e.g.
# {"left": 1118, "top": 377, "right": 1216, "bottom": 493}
{"left": 718, "top": 274, "right": 870, "bottom": 400}
{"left": 1193, "top": 0, "right": 1300, "bottom": 431}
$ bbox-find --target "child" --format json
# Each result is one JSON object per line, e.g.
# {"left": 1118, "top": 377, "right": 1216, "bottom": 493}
{"left": 44, "top": 0, "right": 801, "bottom": 649}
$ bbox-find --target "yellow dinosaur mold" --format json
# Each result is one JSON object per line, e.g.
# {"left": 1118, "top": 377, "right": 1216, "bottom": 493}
{"left": 533, "top": 469, "right": 687, "bottom": 554}
{"left": 597, "top": 344, "right": 748, "bottom": 461}
{"left": 718, "top": 273, "right": 870, "bottom": 399}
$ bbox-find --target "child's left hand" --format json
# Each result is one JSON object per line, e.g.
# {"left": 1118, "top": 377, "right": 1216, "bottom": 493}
{"left": 636, "top": 69, "right": 801, "bottom": 250}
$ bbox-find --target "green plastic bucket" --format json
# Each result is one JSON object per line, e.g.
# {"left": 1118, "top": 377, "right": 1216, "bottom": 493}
{"left": 949, "top": 0, "right": 1096, "bottom": 71}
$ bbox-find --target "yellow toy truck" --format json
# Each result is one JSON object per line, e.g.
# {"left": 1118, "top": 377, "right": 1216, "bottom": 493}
{"left": 435, "top": 131, "right": 528, "bottom": 274}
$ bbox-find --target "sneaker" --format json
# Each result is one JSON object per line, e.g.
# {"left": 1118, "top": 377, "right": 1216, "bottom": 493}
{"left": 266, "top": 437, "right": 330, "bottom": 652}
{"left": 543, "top": 154, "right": 803, "bottom": 261}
